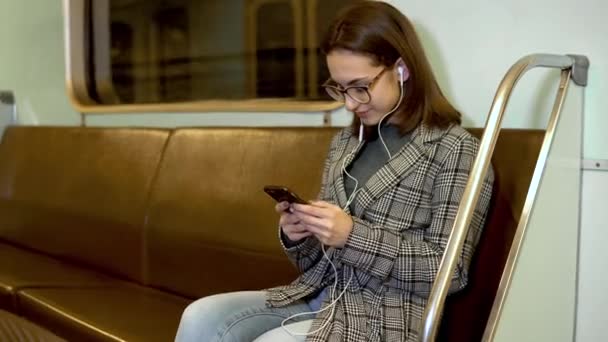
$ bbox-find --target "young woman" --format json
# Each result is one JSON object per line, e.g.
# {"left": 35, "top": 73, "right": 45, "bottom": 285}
{"left": 175, "top": 1, "right": 494, "bottom": 341}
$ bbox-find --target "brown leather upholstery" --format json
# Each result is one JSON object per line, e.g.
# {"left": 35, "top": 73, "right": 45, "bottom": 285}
{"left": 17, "top": 286, "right": 188, "bottom": 342}
{"left": 0, "top": 309, "right": 65, "bottom": 342}
{"left": 0, "top": 243, "right": 119, "bottom": 312}
{"left": 439, "top": 129, "right": 545, "bottom": 341}
{"left": 0, "top": 125, "right": 545, "bottom": 341}
{"left": 145, "top": 128, "right": 338, "bottom": 298}
{"left": 0, "top": 289, "right": 12, "bottom": 313}
{"left": 0, "top": 127, "right": 170, "bottom": 282}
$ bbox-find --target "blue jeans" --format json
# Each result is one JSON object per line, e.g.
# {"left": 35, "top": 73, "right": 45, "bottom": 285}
{"left": 175, "top": 291, "right": 314, "bottom": 342}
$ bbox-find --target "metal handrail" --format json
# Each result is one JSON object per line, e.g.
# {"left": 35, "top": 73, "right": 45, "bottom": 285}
{"left": 418, "top": 53, "right": 589, "bottom": 342}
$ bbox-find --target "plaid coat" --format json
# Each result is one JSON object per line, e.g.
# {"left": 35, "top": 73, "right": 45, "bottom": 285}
{"left": 267, "top": 123, "right": 494, "bottom": 341}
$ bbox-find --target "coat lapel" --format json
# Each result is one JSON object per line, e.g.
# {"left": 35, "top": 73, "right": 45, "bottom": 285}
{"left": 351, "top": 123, "right": 448, "bottom": 218}
{"left": 328, "top": 132, "right": 363, "bottom": 215}
{"left": 328, "top": 123, "right": 450, "bottom": 217}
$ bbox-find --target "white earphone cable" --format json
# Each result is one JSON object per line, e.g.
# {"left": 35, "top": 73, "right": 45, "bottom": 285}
{"left": 281, "top": 68, "right": 405, "bottom": 337}
{"left": 281, "top": 145, "right": 359, "bottom": 337}
{"left": 377, "top": 78, "right": 405, "bottom": 159}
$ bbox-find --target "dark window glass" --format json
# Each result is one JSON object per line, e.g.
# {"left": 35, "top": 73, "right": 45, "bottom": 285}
{"left": 89, "top": 0, "right": 359, "bottom": 105}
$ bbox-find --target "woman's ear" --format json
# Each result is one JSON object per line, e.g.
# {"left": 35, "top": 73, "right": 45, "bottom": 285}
{"left": 395, "top": 58, "right": 410, "bottom": 84}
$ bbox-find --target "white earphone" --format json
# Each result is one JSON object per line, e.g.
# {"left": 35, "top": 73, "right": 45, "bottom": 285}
{"left": 376, "top": 64, "right": 406, "bottom": 159}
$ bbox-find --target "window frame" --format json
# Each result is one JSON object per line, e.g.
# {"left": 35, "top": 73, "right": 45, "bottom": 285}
{"left": 62, "top": 0, "right": 343, "bottom": 114}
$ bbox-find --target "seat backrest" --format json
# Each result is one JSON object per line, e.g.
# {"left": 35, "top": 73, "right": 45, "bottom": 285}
{"left": 0, "top": 126, "right": 169, "bottom": 282}
{"left": 438, "top": 128, "right": 545, "bottom": 341}
{"left": 145, "top": 127, "right": 339, "bottom": 298}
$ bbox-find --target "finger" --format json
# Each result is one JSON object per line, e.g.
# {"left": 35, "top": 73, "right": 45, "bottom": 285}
{"left": 296, "top": 213, "right": 328, "bottom": 229}
{"left": 308, "top": 200, "right": 333, "bottom": 208}
{"left": 292, "top": 203, "right": 328, "bottom": 218}
{"left": 275, "top": 201, "right": 290, "bottom": 213}
{"left": 303, "top": 224, "right": 329, "bottom": 239}
{"left": 283, "top": 223, "right": 310, "bottom": 236}
{"left": 289, "top": 231, "right": 312, "bottom": 240}
{"left": 283, "top": 222, "right": 308, "bottom": 232}
{"left": 279, "top": 214, "right": 300, "bottom": 226}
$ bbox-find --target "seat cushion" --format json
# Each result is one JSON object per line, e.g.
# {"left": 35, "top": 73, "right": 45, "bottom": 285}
{"left": 18, "top": 285, "right": 189, "bottom": 342}
{"left": 0, "top": 243, "right": 120, "bottom": 311}
{"left": 0, "top": 127, "right": 170, "bottom": 282}
{"left": 146, "top": 128, "right": 339, "bottom": 298}
{"left": 0, "top": 309, "right": 66, "bottom": 342}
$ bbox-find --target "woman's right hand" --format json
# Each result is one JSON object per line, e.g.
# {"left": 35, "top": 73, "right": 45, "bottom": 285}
{"left": 275, "top": 201, "right": 312, "bottom": 242}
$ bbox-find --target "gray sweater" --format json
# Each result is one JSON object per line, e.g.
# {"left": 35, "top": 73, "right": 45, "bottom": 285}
{"left": 344, "top": 124, "right": 412, "bottom": 212}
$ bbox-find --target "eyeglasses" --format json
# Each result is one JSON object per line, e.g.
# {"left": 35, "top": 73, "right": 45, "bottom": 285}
{"left": 322, "top": 68, "right": 387, "bottom": 104}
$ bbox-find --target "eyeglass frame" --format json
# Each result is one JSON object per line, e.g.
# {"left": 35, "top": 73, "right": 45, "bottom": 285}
{"left": 321, "top": 67, "right": 388, "bottom": 104}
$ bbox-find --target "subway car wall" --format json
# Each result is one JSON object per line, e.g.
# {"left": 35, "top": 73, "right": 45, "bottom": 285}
{"left": 0, "top": 0, "right": 606, "bottom": 341}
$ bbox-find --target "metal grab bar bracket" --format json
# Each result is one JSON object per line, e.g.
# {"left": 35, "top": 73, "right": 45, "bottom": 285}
{"left": 567, "top": 54, "right": 590, "bottom": 86}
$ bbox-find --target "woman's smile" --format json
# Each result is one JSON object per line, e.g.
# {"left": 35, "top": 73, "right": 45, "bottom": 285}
{"left": 356, "top": 110, "right": 370, "bottom": 118}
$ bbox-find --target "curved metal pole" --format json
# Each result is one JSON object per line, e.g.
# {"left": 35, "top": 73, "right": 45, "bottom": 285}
{"left": 419, "top": 54, "right": 576, "bottom": 342}
{"left": 481, "top": 68, "right": 572, "bottom": 342}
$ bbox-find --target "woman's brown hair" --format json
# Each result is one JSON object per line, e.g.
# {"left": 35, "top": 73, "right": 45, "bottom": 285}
{"left": 321, "top": 1, "right": 461, "bottom": 135}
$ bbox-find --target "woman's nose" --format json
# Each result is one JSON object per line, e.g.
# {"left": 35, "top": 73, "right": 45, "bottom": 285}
{"left": 344, "top": 95, "right": 359, "bottom": 112}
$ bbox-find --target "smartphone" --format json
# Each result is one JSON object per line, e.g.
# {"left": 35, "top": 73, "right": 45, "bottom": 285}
{"left": 263, "top": 185, "right": 308, "bottom": 204}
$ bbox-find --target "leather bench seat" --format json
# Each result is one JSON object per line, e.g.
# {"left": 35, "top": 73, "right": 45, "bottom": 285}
{"left": 0, "top": 127, "right": 336, "bottom": 341}
{"left": 0, "top": 126, "right": 546, "bottom": 341}
{"left": 0, "top": 243, "right": 119, "bottom": 311}
{"left": 0, "top": 127, "right": 170, "bottom": 286}
{"left": 144, "top": 128, "right": 336, "bottom": 298}
{"left": 0, "top": 309, "right": 65, "bottom": 342}
{"left": 17, "top": 285, "right": 189, "bottom": 342}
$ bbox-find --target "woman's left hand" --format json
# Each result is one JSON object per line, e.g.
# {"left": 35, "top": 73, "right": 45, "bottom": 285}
{"left": 292, "top": 201, "right": 353, "bottom": 248}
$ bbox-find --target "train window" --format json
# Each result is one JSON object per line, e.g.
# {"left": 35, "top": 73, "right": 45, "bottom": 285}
{"left": 65, "top": 0, "right": 358, "bottom": 112}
